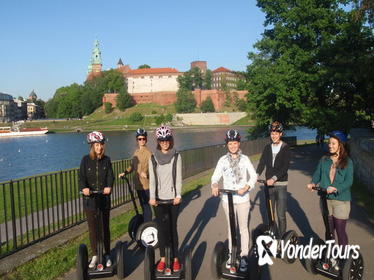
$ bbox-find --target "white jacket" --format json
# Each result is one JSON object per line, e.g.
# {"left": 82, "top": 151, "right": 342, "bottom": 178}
{"left": 211, "top": 154, "right": 257, "bottom": 204}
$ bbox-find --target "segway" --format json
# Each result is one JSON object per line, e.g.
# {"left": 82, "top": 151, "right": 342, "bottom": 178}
{"left": 144, "top": 199, "right": 192, "bottom": 280}
{"left": 211, "top": 189, "right": 251, "bottom": 279}
{"left": 304, "top": 186, "right": 364, "bottom": 279}
{"left": 121, "top": 175, "right": 158, "bottom": 248}
{"left": 254, "top": 179, "right": 298, "bottom": 264}
{"left": 77, "top": 190, "right": 126, "bottom": 280}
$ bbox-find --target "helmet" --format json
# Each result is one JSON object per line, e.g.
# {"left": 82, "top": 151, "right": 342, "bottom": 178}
{"left": 225, "top": 129, "right": 241, "bottom": 143}
{"left": 328, "top": 130, "right": 347, "bottom": 143}
{"left": 136, "top": 128, "right": 147, "bottom": 138}
{"left": 87, "top": 131, "right": 105, "bottom": 144}
{"left": 155, "top": 125, "right": 172, "bottom": 141}
{"left": 268, "top": 121, "right": 283, "bottom": 133}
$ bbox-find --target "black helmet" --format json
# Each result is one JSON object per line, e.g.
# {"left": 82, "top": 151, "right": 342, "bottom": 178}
{"left": 136, "top": 128, "right": 147, "bottom": 138}
{"left": 225, "top": 129, "right": 241, "bottom": 143}
{"left": 268, "top": 121, "right": 283, "bottom": 133}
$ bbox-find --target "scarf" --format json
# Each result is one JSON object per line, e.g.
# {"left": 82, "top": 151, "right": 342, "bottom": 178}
{"left": 226, "top": 149, "right": 243, "bottom": 184}
{"left": 154, "top": 148, "right": 176, "bottom": 165}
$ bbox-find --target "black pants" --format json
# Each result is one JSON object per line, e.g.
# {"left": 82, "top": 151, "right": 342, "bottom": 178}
{"left": 137, "top": 189, "right": 152, "bottom": 222}
{"left": 268, "top": 185, "right": 287, "bottom": 238}
{"left": 85, "top": 207, "right": 111, "bottom": 255}
{"left": 155, "top": 203, "right": 179, "bottom": 258}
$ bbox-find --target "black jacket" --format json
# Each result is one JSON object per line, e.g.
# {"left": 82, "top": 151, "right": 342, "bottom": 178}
{"left": 256, "top": 141, "right": 290, "bottom": 182}
{"left": 79, "top": 155, "right": 114, "bottom": 210}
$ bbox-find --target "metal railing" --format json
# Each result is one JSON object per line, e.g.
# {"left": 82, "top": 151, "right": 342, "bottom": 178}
{"left": 0, "top": 136, "right": 295, "bottom": 259}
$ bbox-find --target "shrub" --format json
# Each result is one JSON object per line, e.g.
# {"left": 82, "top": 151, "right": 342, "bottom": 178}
{"left": 104, "top": 102, "right": 112, "bottom": 113}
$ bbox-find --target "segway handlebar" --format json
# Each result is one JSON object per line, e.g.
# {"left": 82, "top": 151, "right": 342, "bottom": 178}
{"left": 156, "top": 199, "right": 175, "bottom": 205}
{"left": 311, "top": 186, "right": 337, "bottom": 193}
{"left": 257, "top": 179, "right": 266, "bottom": 185}
{"left": 218, "top": 189, "right": 238, "bottom": 195}
{"left": 79, "top": 190, "right": 104, "bottom": 195}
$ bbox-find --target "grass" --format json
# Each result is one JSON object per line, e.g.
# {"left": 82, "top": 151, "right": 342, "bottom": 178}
{"left": 351, "top": 176, "right": 374, "bottom": 221}
{"left": 232, "top": 114, "right": 255, "bottom": 126}
{"left": 2, "top": 172, "right": 211, "bottom": 280}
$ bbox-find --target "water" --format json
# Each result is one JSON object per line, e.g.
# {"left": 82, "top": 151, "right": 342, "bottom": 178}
{"left": 0, "top": 126, "right": 315, "bottom": 182}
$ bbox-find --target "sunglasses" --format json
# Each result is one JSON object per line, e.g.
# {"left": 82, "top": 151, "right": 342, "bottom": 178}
{"left": 137, "top": 137, "right": 146, "bottom": 141}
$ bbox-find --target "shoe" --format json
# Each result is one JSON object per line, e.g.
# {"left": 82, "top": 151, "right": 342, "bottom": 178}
{"left": 225, "top": 253, "right": 232, "bottom": 269}
{"left": 89, "top": 255, "right": 97, "bottom": 269}
{"left": 330, "top": 258, "right": 339, "bottom": 271}
{"left": 239, "top": 256, "right": 248, "bottom": 273}
{"left": 156, "top": 260, "right": 166, "bottom": 272}
{"left": 173, "top": 259, "right": 181, "bottom": 272}
{"left": 104, "top": 254, "right": 112, "bottom": 267}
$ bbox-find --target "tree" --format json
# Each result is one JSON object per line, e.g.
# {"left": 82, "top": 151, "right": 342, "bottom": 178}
{"left": 203, "top": 70, "right": 212, "bottom": 89}
{"left": 200, "top": 97, "right": 215, "bottom": 112}
{"left": 177, "top": 67, "right": 206, "bottom": 90}
{"left": 128, "top": 112, "right": 144, "bottom": 123}
{"left": 175, "top": 88, "right": 196, "bottom": 113}
{"left": 116, "top": 88, "right": 133, "bottom": 111}
{"left": 246, "top": 0, "right": 374, "bottom": 132}
{"left": 138, "top": 64, "right": 151, "bottom": 69}
{"left": 104, "top": 102, "right": 112, "bottom": 113}
{"left": 18, "top": 96, "right": 24, "bottom": 101}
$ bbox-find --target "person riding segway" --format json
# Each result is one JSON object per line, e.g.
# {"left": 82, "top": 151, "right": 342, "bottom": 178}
{"left": 77, "top": 131, "right": 126, "bottom": 279}
{"left": 118, "top": 128, "right": 158, "bottom": 248}
{"left": 144, "top": 126, "right": 192, "bottom": 280}
{"left": 211, "top": 129, "right": 258, "bottom": 279}
{"left": 305, "top": 131, "right": 364, "bottom": 279}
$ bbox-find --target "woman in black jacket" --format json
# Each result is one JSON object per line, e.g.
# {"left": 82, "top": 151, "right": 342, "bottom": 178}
{"left": 79, "top": 131, "right": 114, "bottom": 269}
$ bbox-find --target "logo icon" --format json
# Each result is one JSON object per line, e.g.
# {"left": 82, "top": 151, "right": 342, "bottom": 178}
{"left": 256, "top": 235, "right": 278, "bottom": 266}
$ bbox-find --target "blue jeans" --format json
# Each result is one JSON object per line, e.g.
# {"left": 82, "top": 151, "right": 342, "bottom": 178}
{"left": 268, "top": 185, "right": 287, "bottom": 238}
{"left": 136, "top": 190, "right": 152, "bottom": 222}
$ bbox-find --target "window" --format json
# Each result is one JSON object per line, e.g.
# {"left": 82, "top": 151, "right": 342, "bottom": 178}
{"left": 168, "top": 75, "right": 171, "bottom": 78}
{"left": 141, "top": 76, "right": 144, "bottom": 79}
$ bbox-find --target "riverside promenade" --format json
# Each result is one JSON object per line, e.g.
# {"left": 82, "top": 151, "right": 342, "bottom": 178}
{"left": 59, "top": 144, "right": 374, "bottom": 280}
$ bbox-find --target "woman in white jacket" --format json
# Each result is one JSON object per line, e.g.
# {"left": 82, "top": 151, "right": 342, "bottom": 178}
{"left": 211, "top": 129, "right": 257, "bottom": 273}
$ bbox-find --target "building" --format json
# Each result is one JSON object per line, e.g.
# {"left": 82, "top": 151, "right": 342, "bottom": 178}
{"left": 190, "top": 61, "right": 207, "bottom": 74}
{"left": 28, "top": 89, "right": 37, "bottom": 101}
{"left": 0, "top": 92, "right": 17, "bottom": 122}
{"left": 212, "top": 67, "right": 239, "bottom": 90}
{"left": 86, "top": 40, "right": 103, "bottom": 81}
{"left": 13, "top": 98, "right": 27, "bottom": 120}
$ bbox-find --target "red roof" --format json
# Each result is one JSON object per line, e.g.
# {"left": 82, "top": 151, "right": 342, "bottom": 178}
{"left": 213, "top": 67, "right": 231, "bottom": 73}
{"left": 128, "top": 68, "right": 179, "bottom": 75}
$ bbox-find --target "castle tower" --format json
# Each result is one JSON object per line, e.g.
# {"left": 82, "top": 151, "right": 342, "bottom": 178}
{"left": 87, "top": 39, "right": 102, "bottom": 76}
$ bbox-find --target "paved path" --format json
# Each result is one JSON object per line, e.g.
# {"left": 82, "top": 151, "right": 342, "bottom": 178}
{"left": 61, "top": 145, "right": 374, "bottom": 280}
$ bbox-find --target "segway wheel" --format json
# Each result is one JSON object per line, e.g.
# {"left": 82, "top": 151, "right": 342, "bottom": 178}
{"left": 128, "top": 214, "right": 144, "bottom": 240}
{"left": 281, "top": 230, "right": 298, "bottom": 264}
{"left": 116, "top": 241, "right": 126, "bottom": 279}
{"left": 304, "top": 237, "right": 323, "bottom": 274}
{"left": 144, "top": 246, "right": 155, "bottom": 280}
{"left": 76, "top": 244, "right": 88, "bottom": 280}
{"left": 211, "top": 241, "right": 224, "bottom": 279}
{"left": 342, "top": 251, "right": 364, "bottom": 280}
{"left": 183, "top": 245, "right": 192, "bottom": 280}
{"left": 136, "top": 221, "right": 158, "bottom": 248}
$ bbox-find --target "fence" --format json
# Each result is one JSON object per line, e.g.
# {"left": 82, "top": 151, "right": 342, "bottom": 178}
{"left": 0, "top": 136, "right": 295, "bottom": 259}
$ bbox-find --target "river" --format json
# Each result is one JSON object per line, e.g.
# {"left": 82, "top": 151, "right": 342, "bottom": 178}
{"left": 0, "top": 126, "right": 315, "bottom": 182}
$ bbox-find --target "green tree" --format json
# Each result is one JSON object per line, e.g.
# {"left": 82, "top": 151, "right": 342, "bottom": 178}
{"left": 116, "top": 88, "right": 133, "bottom": 111}
{"left": 246, "top": 0, "right": 373, "bottom": 132}
{"left": 200, "top": 97, "right": 215, "bottom": 112}
{"left": 175, "top": 88, "right": 196, "bottom": 113}
{"left": 128, "top": 112, "right": 144, "bottom": 123}
{"left": 203, "top": 70, "right": 212, "bottom": 89}
{"left": 138, "top": 64, "right": 151, "bottom": 69}
{"left": 155, "top": 114, "right": 165, "bottom": 125}
{"left": 104, "top": 102, "right": 112, "bottom": 113}
{"left": 165, "top": 113, "right": 173, "bottom": 123}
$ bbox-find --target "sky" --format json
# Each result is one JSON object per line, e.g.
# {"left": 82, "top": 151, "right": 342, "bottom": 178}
{"left": 0, "top": 0, "right": 266, "bottom": 101}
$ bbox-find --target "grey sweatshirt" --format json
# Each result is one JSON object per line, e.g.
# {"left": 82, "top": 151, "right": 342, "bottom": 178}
{"left": 149, "top": 154, "right": 182, "bottom": 200}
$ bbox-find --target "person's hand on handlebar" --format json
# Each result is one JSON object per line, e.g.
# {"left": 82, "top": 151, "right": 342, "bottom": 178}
{"left": 238, "top": 185, "right": 250, "bottom": 195}
{"left": 103, "top": 187, "right": 111, "bottom": 195}
{"left": 118, "top": 171, "right": 128, "bottom": 179}
{"left": 211, "top": 183, "right": 219, "bottom": 197}
{"left": 307, "top": 183, "right": 316, "bottom": 191}
{"left": 82, "top": 188, "right": 90, "bottom": 196}
{"left": 173, "top": 197, "right": 181, "bottom": 205}
{"left": 149, "top": 199, "right": 158, "bottom": 206}
{"left": 327, "top": 186, "right": 337, "bottom": 194}
{"left": 266, "top": 178, "right": 275, "bottom": 186}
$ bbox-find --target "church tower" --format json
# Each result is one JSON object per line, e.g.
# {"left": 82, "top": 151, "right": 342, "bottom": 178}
{"left": 87, "top": 39, "right": 102, "bottom": 79}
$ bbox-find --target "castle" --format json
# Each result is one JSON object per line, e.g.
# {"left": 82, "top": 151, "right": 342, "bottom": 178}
{"left": 86, "top": 40, "right": 247, "bottom": 111}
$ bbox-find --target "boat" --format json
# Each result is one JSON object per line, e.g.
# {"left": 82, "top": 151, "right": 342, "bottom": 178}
{"left": 0, "top": 126, "right": 48, "bottom": 137}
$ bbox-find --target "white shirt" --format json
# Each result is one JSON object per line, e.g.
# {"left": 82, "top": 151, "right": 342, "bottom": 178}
{"left": 271, "top": 142, "right": 282, "bottom": 167}
{"left": 211, "top": 154, "right": 257, "bottom": 204}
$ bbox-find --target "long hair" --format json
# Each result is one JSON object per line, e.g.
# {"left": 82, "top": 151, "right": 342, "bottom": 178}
{"left": 328, "top": 138, "right": 349, "bottom": 169}
{"left": 156, "top": 137, "right": 174, "bottom": 150}
{"left": 89, "top": 143, "right": 105, "bottom": 160}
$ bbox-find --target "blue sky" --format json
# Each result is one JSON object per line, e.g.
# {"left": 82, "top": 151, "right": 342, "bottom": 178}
{"left": 0, "top": 0, "right": 266, "bottom": 100}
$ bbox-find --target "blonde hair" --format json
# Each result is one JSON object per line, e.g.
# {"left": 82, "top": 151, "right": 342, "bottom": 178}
{"left": 89, "top": 143, "right": 105, "bottom": 160}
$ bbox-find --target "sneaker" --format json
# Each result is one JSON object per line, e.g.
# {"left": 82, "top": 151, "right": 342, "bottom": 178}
{"left": 330, "top": 258, "right": 339, "bottom": 271}
{"left": 89, "top": 255, "right": 98, "bottom": 269}
{"left": 239, "top": 256, "right": 248, "bottom": 273}
{"left": 225, "top": 253, "right": 232, "bottom": 269}
{"left": 104, "top": 254, "right": 112, "bottom": 267}
{"left": 156, "top": 260, "right": 166, "bottom": 273}
{"left": 173, "top": 259, "right": 181, "bottom": 272}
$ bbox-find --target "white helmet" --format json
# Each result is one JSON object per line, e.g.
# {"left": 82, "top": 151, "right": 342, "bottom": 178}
{"left": 86, "top": 131, "right": 105, "bottom": 144}
{"left": 155, "top": 125, "right": 172, "bottom": 141}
